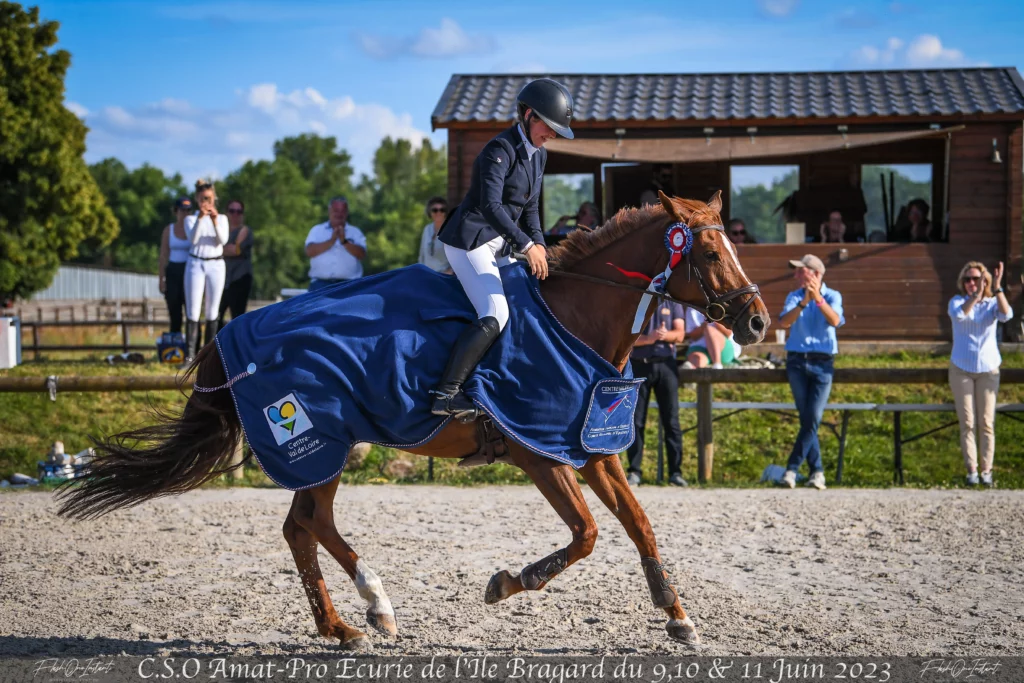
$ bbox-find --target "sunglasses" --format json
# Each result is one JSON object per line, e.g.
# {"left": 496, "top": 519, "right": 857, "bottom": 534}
{"left": 962, "top": 276, "right": 982, "bottom": 283}
{"left": 227, "top": 208, "right": 244, "bottom": 214}
{"left": 430, "top": 206, "right": 447, "bottom": 214}
{"left": 730, "top": 230, "right": 745, "bottom": 236}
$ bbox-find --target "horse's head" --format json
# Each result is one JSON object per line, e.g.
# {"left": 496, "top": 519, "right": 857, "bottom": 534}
{"left": 658, "top": 191, "right": 769, "bottom": 345}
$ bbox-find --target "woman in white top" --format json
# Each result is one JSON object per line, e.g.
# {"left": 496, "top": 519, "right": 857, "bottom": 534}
{"left": 417, "top": 196, "right": 451, "bottom": 273}
{"left": 948, "top": 260, "right": 1012, "bottom": 487}
{"left": 183, "top": 179, "right": 229, "bottom": 360}
{"left": 158, "top": 197, "right": 192, "bottom": 334}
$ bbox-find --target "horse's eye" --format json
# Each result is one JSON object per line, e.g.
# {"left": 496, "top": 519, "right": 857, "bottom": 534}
{"left": 704, "top": 251, "right": 719, "bottom": 262}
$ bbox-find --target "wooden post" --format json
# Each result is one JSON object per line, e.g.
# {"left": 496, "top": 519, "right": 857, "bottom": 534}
{"left": 115, "top": 300, "right": 123, "bottom": 349}
{"left": 835, "top": 410, "right": 850, "bottom": 484}
{"left": 229, "top": 439, "right": 245, "bottom": 480}
{"left": 656, "top": 418, "right": 664, "bottom": 484}
{"left": 122, "top": 322, "right": 130, "bottom": 353}
{"left": 697, "top": 381, "right": 714, "bottom": 483}
{"left": 893, "top": 411, "right": 904, "bottom": 485}
{"left": 32, "top": 324, "right": 40, "bottom": 361}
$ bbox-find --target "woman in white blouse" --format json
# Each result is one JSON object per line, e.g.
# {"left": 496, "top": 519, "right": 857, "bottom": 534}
{"left": 184, "top": 179, "right": 229, "bottom": 360}
{"left": 948, "top": 260, "right": 1012, "bottom": 486}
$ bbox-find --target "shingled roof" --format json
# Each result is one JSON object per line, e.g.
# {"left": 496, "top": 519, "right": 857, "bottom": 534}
{"left": 431, "top": 68, "right": 1024, "bottom": 128}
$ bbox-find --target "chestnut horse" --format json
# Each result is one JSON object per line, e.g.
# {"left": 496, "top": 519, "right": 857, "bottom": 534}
{"left": 57, "top": 192, "right": 768, "bottom": 650}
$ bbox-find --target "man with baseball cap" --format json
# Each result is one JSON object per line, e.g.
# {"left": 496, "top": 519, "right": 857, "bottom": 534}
{"left": 777, "top": 254, "right": 845, "bottom": 490}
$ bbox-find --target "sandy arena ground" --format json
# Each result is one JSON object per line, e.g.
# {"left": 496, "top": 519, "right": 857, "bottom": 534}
{"left": 1, "top": 486, "right": 1022, "bottom": 657}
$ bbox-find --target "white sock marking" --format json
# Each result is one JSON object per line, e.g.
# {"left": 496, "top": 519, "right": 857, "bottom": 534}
{"left": 355, "top": 559, "right": 395, "bottom": 618}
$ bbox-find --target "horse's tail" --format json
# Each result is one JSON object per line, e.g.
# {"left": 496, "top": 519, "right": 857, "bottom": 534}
{"left": 56, "top": 342, "right": 246, "bottom": 520}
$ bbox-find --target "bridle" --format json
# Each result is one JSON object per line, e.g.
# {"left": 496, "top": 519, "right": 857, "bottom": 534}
{"left": 684, "top": 223, "right": 762, "bottom": 323}
{"left": 533, "top": 222, "right": 762, "bottom": 327}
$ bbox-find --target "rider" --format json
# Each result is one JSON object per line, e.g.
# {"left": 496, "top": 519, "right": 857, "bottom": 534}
{"left": 430, "top": 78, "right": 575, "bottom": 418}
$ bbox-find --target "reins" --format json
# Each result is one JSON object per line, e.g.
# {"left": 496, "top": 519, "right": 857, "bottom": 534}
{"left": 530, "top": 222, "right": 762, "bottom": 324}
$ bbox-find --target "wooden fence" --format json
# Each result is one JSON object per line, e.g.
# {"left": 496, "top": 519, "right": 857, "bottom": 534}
{"left": 3, "top": 367, "right": 1023, "bottom": 483}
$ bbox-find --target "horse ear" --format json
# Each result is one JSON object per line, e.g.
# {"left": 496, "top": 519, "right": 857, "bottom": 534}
{"left": 658, "top": 190, "right": 682, "bottom": 219}
{"left": 707, "top": 190, "right": 723, "bottom": 214}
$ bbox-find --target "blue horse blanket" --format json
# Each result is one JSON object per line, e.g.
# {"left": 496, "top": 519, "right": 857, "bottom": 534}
{"left": 215, "top": 264, "right": 641, "bottom": 490}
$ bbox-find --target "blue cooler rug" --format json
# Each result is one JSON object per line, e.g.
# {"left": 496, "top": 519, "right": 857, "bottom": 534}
{"left": 215, "top": 264, "right": 641, "bottom": 490}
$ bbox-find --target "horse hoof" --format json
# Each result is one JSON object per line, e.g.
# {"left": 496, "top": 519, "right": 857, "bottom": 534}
{"left": 667, "top": 617, "right": 701, "bottom": 647}
{"left": 366, "top": 610, "right": 398, "bottom": 637}
{"left": 485, "top": 570, "right": 516, "bottom": 605}
{"left": 340, "top": 634, "right": 372, "bottom": 651}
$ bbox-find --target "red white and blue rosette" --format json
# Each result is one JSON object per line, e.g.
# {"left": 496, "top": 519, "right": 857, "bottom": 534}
{"left": 664, "top": 222, "right": 693, "bottom": 269}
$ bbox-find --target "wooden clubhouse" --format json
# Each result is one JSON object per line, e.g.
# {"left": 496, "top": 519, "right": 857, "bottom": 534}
{"left": 431, "top": 68, "right": 1024, "bottom": 341}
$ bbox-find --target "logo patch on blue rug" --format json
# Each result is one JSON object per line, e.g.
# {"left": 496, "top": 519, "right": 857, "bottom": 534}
{"left": 264, "top": 393, "right": 314, "bottom": 446}
{"left": 581, "top": 379, "right": 643, "bottom": 454}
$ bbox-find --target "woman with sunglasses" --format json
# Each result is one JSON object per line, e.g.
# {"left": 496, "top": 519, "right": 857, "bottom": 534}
{"left": 183, "top": 178, "right": 229, "bottom": 360}
{"left": 948, "top": 261, "right": 1012, "bottom": 486}
{"left": 430, "top": 78, "right": 574, "bottom": 419}
{"left": 418, "top": 196, "right": 452, "bottom": 274}
{"left": 159, "top": 197, "right": 192, "bottom": 334}
{"left": 217, "top": 199, "right": 253, "bottom": 328}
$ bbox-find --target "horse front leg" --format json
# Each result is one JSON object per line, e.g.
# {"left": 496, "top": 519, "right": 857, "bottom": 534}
{"left": 485, "top": 445, "right": 599, "bottom": 604}
{"left": 580, "top": 453, "right": 700, "bottom": 646}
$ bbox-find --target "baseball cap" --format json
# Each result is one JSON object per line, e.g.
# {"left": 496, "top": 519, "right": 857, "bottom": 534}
{"left": 788, "top": 254, "right": 825, "bottom": 275}
{"left": 174, "top": 197, "right": 193, "bottom": 211}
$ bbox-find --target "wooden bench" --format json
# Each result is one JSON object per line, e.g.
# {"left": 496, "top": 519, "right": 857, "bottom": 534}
{"left": 648, "top": 399, "right": 1024, "bottom": 484}
{"left": 875, "top": 403, "right": 1024, "bottom": 484}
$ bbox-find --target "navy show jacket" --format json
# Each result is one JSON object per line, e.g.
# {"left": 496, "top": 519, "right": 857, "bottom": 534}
{"left": 438, "top": 125, "right": 546, "bottom": 254}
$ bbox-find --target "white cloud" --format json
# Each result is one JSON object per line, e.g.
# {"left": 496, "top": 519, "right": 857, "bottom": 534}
{"left": 757, "top": 0, "right": 799, "bottom": 17}
{"left": 65, "top": 101, "right": 89, "bottom": 118}
{"left": 904, "top": 34, "right": 966, "bottom": 67}
{"left": 79, "top": 84, "right": 434, "bottom": 182}
{"left": 358, "top": 18, "right": 491, "bottom": 60}
{"left": 849, "top": 34, "right": 975, "bottom": 67}
{"left": 410, "top": 18, "right": 490, "bottom": 58}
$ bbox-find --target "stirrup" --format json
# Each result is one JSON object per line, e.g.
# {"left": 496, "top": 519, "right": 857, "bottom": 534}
{"left": 430, "top": 390, "right": 479, "bottom": 422}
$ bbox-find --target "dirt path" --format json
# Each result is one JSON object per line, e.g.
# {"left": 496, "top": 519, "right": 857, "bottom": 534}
{"left": 1, "top": 486, "right": 1021, "bottom": 657}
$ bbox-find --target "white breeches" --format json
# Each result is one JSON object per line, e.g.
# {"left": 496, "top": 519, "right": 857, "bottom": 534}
{"left": 444, "top": 236, "right": 512, "bottom": 331}
{"left": 184, "top": 257, "right": 226, "bottom": 322}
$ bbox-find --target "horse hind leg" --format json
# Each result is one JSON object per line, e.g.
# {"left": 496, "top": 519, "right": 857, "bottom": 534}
{"left": 485, "top": 446, "right": 598, "bottom": 604}
{"left": 283, "top": 489, "right": 370, "bottom": 649}
{"left": 298, "top": 477, "right": 398, "bottom": 638}
{"left": 579, "top": 453, "right": 700, "bottom": 647}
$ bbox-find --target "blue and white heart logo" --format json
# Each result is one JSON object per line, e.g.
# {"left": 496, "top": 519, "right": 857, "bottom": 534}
{"left": 264, "top": 393, "right": 313, "bottom": 446}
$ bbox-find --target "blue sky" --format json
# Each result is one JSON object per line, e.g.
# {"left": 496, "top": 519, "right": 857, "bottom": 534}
{"left": 36, "top": 0, "right": 1024, "bottom": 183}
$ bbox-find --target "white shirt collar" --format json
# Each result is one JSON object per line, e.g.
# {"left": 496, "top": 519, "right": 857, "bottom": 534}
{"left": 517, "top": 124, "right": 538, "bottom": 159}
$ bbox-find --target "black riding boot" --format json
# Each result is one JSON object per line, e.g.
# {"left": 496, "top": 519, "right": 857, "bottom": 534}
{"left": 204, "top": 319, "right": 219, "bottom": 348}
{"left": 185, "top": 320, "right": 199, "bottom": 362}
{"left": 430, "top": 316, "right": 501, "bottom": 420}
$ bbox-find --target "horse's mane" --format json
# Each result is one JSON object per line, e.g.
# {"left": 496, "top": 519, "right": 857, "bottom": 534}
{"left": 548, "top": 197, "right": 713, "bottom": 271}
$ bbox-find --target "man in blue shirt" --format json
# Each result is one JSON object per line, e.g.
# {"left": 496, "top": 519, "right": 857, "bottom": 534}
{"left": 626, "top": 302, "right": 688, "bottom": 487}
{"left": 777, "top": 254, "right": 845, "bottom": 490}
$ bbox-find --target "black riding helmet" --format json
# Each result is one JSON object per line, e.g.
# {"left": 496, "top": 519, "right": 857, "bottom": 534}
{"left": 517, "top": 78, "right": 574, "bottom": 141}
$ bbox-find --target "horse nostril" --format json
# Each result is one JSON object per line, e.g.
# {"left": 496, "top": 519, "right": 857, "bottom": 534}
{"left": 749, "top": 315, "right": 766, "bottom": 334}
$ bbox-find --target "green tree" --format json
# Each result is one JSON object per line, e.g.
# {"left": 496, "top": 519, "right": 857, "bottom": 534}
{"left": 354, "top": 137, "right": 447, "bottom": 274}
{"left": 542, "top": 175, "right": 594, "bottom": 230}
{"left": 218, "top": 157, "right": 319, "bottom": 299}
{"left": 0, "top": 2, "right": 117, "bottom": 301}
{"left": 730, "top": 169, "right": 799, "bottom": 243}
{"left": 861, "top": 165, "right": 932, "bottom": 239}
{"left": 81, "top": 158, "right": 187, "bottom": 272}
{"left": 273, "top": 133, "right": 354, "bottom": 207}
